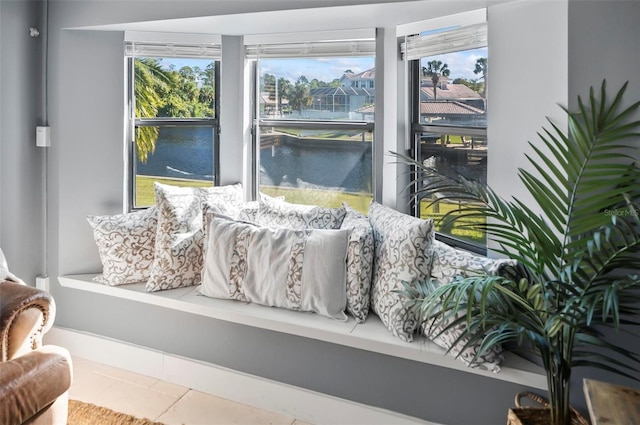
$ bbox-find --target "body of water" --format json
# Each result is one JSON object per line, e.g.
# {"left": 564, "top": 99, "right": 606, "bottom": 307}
{"left": 136, "top": 127, "right": 215, "bottom": 181}
{"left": 137, "top": 127, "right": 373, "bottom": 193}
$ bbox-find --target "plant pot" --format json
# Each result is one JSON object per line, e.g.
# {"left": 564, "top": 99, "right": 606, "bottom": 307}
{"left": 506, "top": 392, "right": 589, "bottom": 425}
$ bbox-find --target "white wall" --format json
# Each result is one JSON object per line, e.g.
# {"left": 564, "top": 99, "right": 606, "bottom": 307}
{"left": 487, "top": 0, "right": 568, "bottom": 215}
{"left": 219, "top": 35, "right": 249, "bottom": 189}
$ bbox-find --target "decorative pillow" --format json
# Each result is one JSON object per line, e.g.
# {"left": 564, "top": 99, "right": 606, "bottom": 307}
{"left": 233, "top": 201, "right": 259, "bottom": 222}
{"left": 340, "top": 203, "right": 374, "bottom": 323}
{"left": 368, "top": 202, "right": 435, "bottom": 342}
{"left": 225, "top": 194, "right": 284, "bottom": 223}
{"left": 430, "top": 240, "right": 516, "bottom": 285}
{"left": 422, "top": 240, "right": 516, "bottom": 372}
{"left": 201, "top": 214, "right": 349, "bottom": 320}
{"left": 197, "top": 183, "right": 244, "bottom": 206}
{"left": 87, "top": 207, "right": 157, "bottom": 286}
{"left": 257, "top": 197, "right": 346, "bottom": 230}
{"left": 146, "top": 182, "right": 243, "bottom": 292}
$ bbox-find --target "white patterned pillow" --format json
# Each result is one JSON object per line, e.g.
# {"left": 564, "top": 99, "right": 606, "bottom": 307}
{"left": 197, "top": 183, "right": 244, "bottom": 206}
{"left": 146, "top": 182, "right": 243, "bottom": 292}
{"left": 257, "top": 197, "right": 346, "bottom": 230}
{"left": 368, "top": 202, "right": 435, "bottom": 342}
{"left": 223, "top": 194, "right": 284, "bottom": 223}
{"left": 431, "top": 240, "right": 516, "bottom": 285}
{"left": 87, "top": 207, "right": 157, "bottom": 286}
{"left": 340, "top": 203, "right": 374, "bottom": 323}
{"left": 422, "top": 240, "right": 516, "bottom": 372}
{"left": 233, "top": 201, "right": 259, "bottom": 222}
{"left": 201, "top": 214, "right": 349, "bottom": 320}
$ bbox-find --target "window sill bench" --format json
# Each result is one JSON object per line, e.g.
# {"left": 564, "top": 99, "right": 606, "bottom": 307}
{"left": 58, "top": 274, "right": 546, "bottom": 390}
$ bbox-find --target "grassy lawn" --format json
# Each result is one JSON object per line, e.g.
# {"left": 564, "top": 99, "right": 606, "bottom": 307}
{"left": 261, "top": 186, "right": 372, "bottom": 215}
{"left": 135, "top": 176, "right": 212, "bottom": 207}
{"left": 273, "top": 128, "right": 372, "bottom": 142}
{"left": 420, "top": 198, "right": 486, "bottom": 245}
{"left": 135, "top": 176, "right": 372, "bottom": 215}
{"left": 137, "top": 177, "right": 481, "bottom": 243}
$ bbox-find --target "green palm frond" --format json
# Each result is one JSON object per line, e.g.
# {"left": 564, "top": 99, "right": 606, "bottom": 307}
{"left": 134, "top": 58, "right": 171, "bottom": 162}
{"left": 393, "top": 81, "right": 640, "bottom": 425}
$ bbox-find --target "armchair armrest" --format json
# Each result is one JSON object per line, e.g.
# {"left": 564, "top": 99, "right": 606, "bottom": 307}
{"left": 0, "top": 282, "right": 55, "bottom": 361}
{"left": 0, "top": 345, "right": 72, "bottom": 425}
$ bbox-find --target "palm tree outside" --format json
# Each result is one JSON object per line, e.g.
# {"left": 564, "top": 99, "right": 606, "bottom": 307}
{"left": 422, "top": 60, "right": 451, "bottom": 100}
{"left": 474, "top": 57, "right": 488, "bottom": 99}
{"left": 133, "top": 58, "right": 171, "bottom": 162}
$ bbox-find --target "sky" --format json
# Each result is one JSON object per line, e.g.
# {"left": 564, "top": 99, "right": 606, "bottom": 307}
{"left": 420, "top": 47, "right": 488, "bottom": 81}
{"left": 259, "top": 57, "right": 375, "bottom": 84}
{"left": 158, "top": 46, "right": 487, "bottom": 85}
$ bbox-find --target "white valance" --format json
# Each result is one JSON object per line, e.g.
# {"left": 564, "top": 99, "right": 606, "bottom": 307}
{"left": 246, "top": 39, "right": 375, "bottom": 59}
{"left": 401, "top": 22, "right": 487, "bottom": 60}
{"left": 125, "top": 41, "right": 221, "bottom": 59}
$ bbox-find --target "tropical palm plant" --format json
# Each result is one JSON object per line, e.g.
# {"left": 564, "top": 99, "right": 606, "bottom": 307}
{"left": 474, "top": 57, "right": 488, "bottom": 99}
{"left": 396, "top": 81, "right": 640, "bottom": 425}
{"left": 133, "top": 58, "right": 171, "bottom": 162}
{"left": 422, "top": 60, "right": 451, "bottom": 100}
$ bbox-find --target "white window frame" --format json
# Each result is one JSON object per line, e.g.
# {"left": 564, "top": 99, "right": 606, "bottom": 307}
{"left": 125, "top": 39, "right": 222, "bottom": 210}
{"left": 402, "top": 19, "right": 488, "bottom": 253}
{"left": 246, "top": 38, "right": 376, "bottom": 206}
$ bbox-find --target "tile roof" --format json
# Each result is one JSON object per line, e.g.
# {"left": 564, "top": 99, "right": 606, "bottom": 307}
{"left": 420, "top": 101, "right": 485, "bottom": 115}
{"left": 420, "top": 83, "right": 482, "bottom": 100}
{"left": 355, "top": 101, "right": 485, "bottom": 116}
{"left": 349, "top": 68, "right": 375, "bottom": 80}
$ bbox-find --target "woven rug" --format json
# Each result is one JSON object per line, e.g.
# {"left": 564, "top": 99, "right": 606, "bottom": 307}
{"left": 68, "top": 399, "right": 165, "bottom": 425}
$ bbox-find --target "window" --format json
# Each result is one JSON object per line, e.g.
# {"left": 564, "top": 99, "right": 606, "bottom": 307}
{"left": 248, "top": 40, "right": 375, "bottom": 214}
{"left": 126, "top": 41, "right": 221, "bottom": 209}
{"left": 403, "top": 22, "right": 488, "bottom": 252}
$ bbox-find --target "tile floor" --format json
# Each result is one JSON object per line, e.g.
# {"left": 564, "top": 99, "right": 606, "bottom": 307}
{"left": 70, "top": 356, "right": 314, "bottom": 425}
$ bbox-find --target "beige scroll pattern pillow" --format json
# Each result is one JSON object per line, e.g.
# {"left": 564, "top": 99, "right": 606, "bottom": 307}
{"left": 340, "top": 203, "right": 374, "bottom": 323}
{"left": 421, "top": 240, "right": 516, "bottom": 372}
{"left": 87, "top": 207, "right": 157, "bottom": 286}
{"left": 146, "top": 182, "right": 243, "bottom": 292}
{"left": 368, "top": 202, "right": 435, "bottom": 342}
{"left": 257, "top": 197, "right": 346, "bottom": 230}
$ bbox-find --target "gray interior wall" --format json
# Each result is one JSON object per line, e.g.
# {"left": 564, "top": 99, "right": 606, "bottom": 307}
{"left": 566, "top": 0, "right": 640, "bottom": 397}
{"left": 568, "top": 0, "right": 640, "bottom": 110}
{"left": 0, "top": 0, "right": 45, "bottom": 283}
{"left": 59, "top": 288, "right": 539, "bottom": 425}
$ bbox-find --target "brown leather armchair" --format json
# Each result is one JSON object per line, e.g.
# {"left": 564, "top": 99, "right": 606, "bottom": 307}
{"left": 0, "top": 281, "right": 73, "bottom": 425}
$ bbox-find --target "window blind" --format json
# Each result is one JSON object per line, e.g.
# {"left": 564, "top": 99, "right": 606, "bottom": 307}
{"left": 401, "top": 22, "right": 487, "bottom": 60}
{"left": 125, "top": 41, "right": 221, "bottom": 59}
{"left": 245, "top": 39, "right": 375, "bottom": 59}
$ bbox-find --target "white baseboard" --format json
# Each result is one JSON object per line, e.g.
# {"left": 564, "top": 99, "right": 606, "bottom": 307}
{"left": 46, "top": 326, "right": 441, "bottom": 425}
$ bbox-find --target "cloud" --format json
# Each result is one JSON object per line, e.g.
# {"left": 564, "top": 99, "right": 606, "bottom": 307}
{"left": 422, "top": 47, "right": 487, "bottom": 81}
{"left": 260, "top": 57, "right": 374, "bottom": 84}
